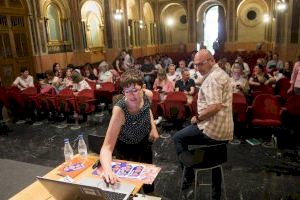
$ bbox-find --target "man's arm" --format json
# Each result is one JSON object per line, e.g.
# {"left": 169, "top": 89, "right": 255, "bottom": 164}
{"left": 191, "top": 103, "right": 223, "bottom": 124}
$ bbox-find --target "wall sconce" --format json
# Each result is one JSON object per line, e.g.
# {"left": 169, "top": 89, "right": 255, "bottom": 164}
{"left": 276, "top": 0, "right": 287, "bottom": 11}
{"left": 166, "top": 17, "right": 174, "bottom": 27}
{"left": 263, "top": 14, "right": 270, "bottom": 23}
{"left": 114, "top": 9, "right": 123, "bottom": 21}
{"left": 139, "top": 20, "right": 144, "bottom": 29}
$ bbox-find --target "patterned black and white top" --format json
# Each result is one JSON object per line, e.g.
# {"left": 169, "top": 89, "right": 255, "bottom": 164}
{"left": 115, "top": 94, "right": 151, "bottom": 144}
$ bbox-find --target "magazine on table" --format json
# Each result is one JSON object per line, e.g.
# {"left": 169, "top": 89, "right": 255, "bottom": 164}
{"left": 92, "top": 161, "right": 161, "bottom": 184}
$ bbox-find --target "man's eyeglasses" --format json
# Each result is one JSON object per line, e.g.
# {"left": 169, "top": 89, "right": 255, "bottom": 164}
{"left": 195, "top": 59, "right": 209, "bottom": 67}
{"left": 123, "top": 88, "right": 140, "bottom": 95}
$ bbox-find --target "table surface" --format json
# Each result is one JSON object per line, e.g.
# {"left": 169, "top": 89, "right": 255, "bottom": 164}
{"left": 10, "top": 155, "right": 146, "bottom": 200}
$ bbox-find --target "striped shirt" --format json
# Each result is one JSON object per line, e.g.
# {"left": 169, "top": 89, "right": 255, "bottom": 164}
{"left": 290, "top": 61, "right": 300, "bottom": 88}
{"left": 197, "top": 64, "right": 233, "bottom": 141}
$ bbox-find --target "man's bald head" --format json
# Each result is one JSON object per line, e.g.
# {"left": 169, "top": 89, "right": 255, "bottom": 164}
{"left": 194, "top": 49, "right": 215, "bottom": 75}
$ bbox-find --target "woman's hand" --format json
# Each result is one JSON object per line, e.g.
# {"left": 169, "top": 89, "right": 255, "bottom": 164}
{"left": 102, "top": 169, "right": 120, "bottom": 185}
{"left": 149, "top": 129, "right": 159, "bottom": 142}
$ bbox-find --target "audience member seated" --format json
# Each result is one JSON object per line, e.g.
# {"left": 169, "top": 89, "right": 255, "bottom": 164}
{"left": 113, "top": 54, "right": 125, "bottom": 73}
{"left": 265, "top": 68, "right": 285, "bottom": 86}
{"left": 108, "top": 64, "right": 120, "bottom": 82}
{"left": 266, "top": 53, "right": 284, "bottom": 72}
{"left": 52, "top": 62, "right": 61, "bottom": 77}
{"left": 249, "top": 64, "right": 269, "bottom": 88}
{"left": 61, "top": 68, "right": 73, "bottom": 89}
{"left": 231, "top": 63, "right": 249, "bottom": 95}
{"left": 187, "top": 50, "right": 197, "bottom": 69}
{"left": 71, "top": 72, "right": 91, "bottom": 95}
{"left": 153, "top": 68, "right": 174, "bottom": 101}
{"left": 98, "top": 61, "right": 113, "bottom": 83}
{"left": 12, "top": 67, "right": 34, "bottom": 90}
{"left": 121, "top": 49, "right": 134, "bottom": 70}
{"left": 218, "top": 57, "right": 231, "bottom": 75}
{"left": 175, "top": 68, "right": 195, "bottom": 104}
{"left": 140, "top": 57, "right": 156, "bottom": 90}
{"left": 288, "top": 54, "right": 300, "bottom": 95}
{"left": 189, "top": 65, "right": 203, "bottom": 87}
{"left": 161, "top": 54, "right": 173, "bottom": 69}
{"left": 282, "top": 61, "right": 293, "bottom": 79}
{"left": 44, "top": 70, "right": 61, "bottom": 93}
{"left": 167, "top": 64, "right": 180, "bottom": 86}
{"left": 176, "top": 59, "right": 187, "bottom": 74}
{"left": 82, "top": 63, "right": 97, "bottom": 82}
{"left": 235, "top": 56, "right": 250, "bottom": 77}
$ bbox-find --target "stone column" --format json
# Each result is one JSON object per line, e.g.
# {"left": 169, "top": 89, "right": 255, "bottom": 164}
{"left": 187, "top": 0, "right": 196, "bottom": 43}
{"left": 68, "top": 0, "right": 83, "bottom": 51}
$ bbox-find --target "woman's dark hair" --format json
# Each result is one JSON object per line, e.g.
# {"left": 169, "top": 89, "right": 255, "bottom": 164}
{"left": 52, "top": 63, "right": 59, "bottom": 73}
{"left": 20, "top": 67, "right": 28, "bottom": 73}
{"left": 120, "top": 69, "right": 144, "bottom": 88}
{"left": 45, "top": 70, "right": 54, "bottom": 79}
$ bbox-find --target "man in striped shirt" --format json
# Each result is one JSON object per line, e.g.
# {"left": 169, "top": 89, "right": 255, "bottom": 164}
{"left": 173, "top": 49, "right": 233, "bottom": 200}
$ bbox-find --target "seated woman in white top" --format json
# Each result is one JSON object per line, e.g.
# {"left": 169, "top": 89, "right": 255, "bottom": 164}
{"left": 71, "top": 72, "right": 91, "bottom": 95}
{"left": 12, "top": 67, "right": 34, "bottom": 90}
{"left": 166, "top": 64, "right": 180, "bottom": 86}
{"left": 98, "top": 61, "right": 113, "bottom": 83}
{"left": 230, "top": 63, "right": 249, "bottom": 95}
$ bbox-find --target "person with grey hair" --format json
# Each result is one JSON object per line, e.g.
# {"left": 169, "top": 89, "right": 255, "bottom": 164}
{"left": 71, "top": 72, "right": 91, "bottom": 94}
{"left": 230, "top": 63, "right": 249, "bottom": 95}
{"left": 98, "top": 61, "right": 113, "bottom": 83}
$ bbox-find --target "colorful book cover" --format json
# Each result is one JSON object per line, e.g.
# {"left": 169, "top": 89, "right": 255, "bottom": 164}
{"left": 57, "top": 157, "right": 93, "bottom": 178}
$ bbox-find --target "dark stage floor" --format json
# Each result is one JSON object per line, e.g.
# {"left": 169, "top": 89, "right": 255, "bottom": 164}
{"left": 0, "top": 112, "right": 300, "bottom": 200}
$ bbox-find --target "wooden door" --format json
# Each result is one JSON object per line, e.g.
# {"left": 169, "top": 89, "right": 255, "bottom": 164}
{"left": 0, "top": 0, "right": 33, "bottom": 86}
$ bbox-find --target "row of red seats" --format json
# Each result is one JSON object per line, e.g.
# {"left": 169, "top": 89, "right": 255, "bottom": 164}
{"left": 0, "top": 86, "right": 97, "bottom": 122}
{"left": 150, "top": 89, "right": 300, "bottom": 131}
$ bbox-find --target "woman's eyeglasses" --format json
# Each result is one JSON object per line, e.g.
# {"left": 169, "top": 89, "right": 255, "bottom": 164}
{"left": 123, "top": 88, "right": 140, "bottom": 95}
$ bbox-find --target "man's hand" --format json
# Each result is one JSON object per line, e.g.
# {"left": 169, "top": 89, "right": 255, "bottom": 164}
{"left": 191, "top": 116, "right": 198, "bottom": 124}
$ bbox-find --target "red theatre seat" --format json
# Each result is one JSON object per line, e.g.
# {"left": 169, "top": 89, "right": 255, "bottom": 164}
{"left": 161, "top": 92, "right": 187, "bottom": 121}
{"left": 251, "top": 94, "right": 281, "bottom": 127}
{"left": 232, "top": 93, "right": 248, "bottom": 123}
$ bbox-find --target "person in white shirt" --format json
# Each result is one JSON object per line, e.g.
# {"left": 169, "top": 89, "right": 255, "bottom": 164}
{"left": 230, "top": 63, "right": 249, "bottom": 95}
{"left": 234, "top": 56, "right": 250, "bottom": 77}
{"left": 121, "top": 50, "right": 134, "bottom": 70}
{"left": 176, "top": 60, "right": 187, "bottom": 74}
{"left": 167, "top": 64, "right": 180, "bottom": 86}
{"left": 71, "top": 72, "right": 91, "bottom": 94}
{"left": 266, "top": 53, "right": 284, "bottom": 72}
{"left": 12, "top": 67, "right": 34, "bottom": 90}
{"left": 265, "top": 68, "right": 284, "bottom": 86}
{"left": 98, "top": 61, "right": 113, "bottom": 83}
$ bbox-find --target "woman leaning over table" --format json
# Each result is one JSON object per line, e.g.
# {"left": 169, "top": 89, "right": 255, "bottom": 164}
{"left": 100, "top": 69, "right": 159, "bottom": 194}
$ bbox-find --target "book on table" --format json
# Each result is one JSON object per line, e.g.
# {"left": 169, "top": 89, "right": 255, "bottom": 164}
{"left": 57, "top": 156, "right": 94, "bottom": 178}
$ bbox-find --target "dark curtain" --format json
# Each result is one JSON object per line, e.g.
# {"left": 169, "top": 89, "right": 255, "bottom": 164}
{"left": 218, "top": 6, "right": 226, "bottom": 52}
